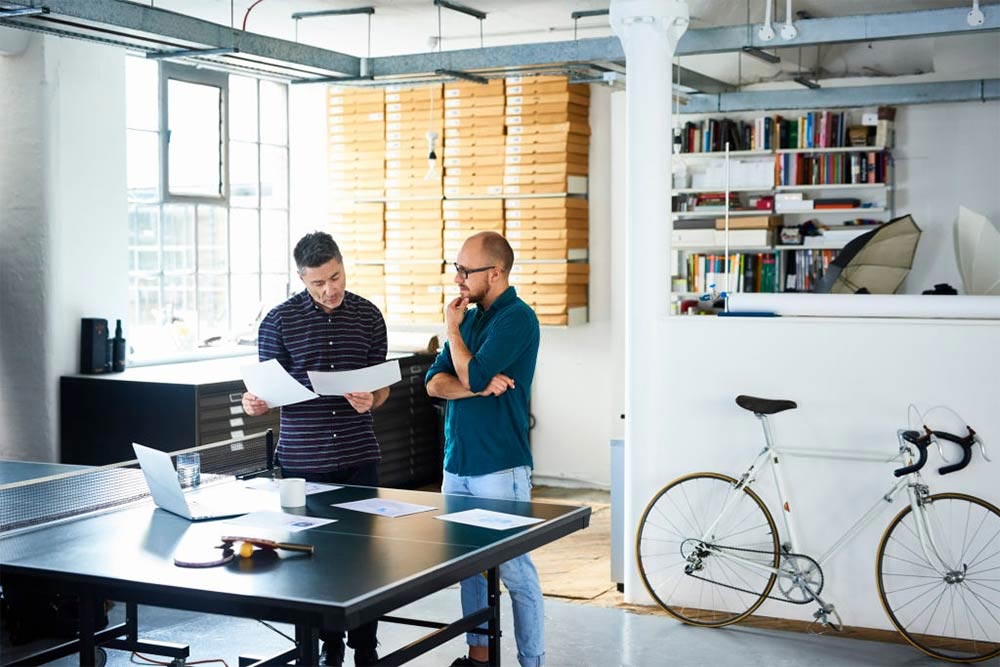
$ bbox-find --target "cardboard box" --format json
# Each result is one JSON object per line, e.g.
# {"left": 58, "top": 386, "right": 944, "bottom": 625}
{"left": 713, "top": 215, "right": 783, "bottom": 230}
{"left": 444, "top": 125, "right": 506, "bottom": 138}
{"left": 385, "top": 199, "right": 441, "bottom": 211}
{"left": 444, "top": 80, "right": 505, "bottom": 97}
{"left": 504, "top": 180, "right": 587, "bottom": 196}
{"left": 505, "top": 152, "right": 589, "bottom": 168}
{"left": 507, "top": 121, "right": 590, "bottom": 137}
{"left": 444, "top": 184, "right": 505, "bottom": 197}
{"left": 444, "top": 135, "right": 506, "bottom": 147}
{"left": 505, "top": 140, "right": 589, "bottom": 156}
{"left": 505, "top": 112, "right": 589, "bottom": 126}
{"left": 443, "top": 155, "right": 506, "bottom": 168}
{"left": 444, "top": 95, "right": 506, "bottom": 108}
{"left": 506, "top": 92, "right": 589, "bottom": 107}
{"left": 506, "top": 131, "right": 590, "bottom": 146}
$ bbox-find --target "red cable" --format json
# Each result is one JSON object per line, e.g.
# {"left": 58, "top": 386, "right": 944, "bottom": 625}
{"left": 242, "top": 0, "right": 267, "bottom": 31}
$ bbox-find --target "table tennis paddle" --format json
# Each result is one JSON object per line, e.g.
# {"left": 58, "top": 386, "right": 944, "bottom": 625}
{"left": 220, "top": 535, "right": 315, "bottom": 556}
{"left": 173, "top": 545, "right": 235, "bottom": 568}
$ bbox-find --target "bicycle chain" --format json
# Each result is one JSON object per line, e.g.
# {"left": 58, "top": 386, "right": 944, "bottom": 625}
{"left": 683, "top": 542, "right": 822, "bottom": 605}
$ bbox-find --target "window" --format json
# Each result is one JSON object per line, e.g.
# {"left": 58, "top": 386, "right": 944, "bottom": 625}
{"left": 126, "top": 58, "right": 291, "bottom": 361}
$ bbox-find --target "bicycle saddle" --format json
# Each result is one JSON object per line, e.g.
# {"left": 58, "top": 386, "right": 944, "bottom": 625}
{"left": 735, "top": 395, "right": 798, "bottom": 415}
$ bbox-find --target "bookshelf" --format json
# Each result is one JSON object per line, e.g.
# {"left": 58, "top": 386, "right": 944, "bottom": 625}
{"left": 671, "top": 107, "right": 897, "bottom": 303}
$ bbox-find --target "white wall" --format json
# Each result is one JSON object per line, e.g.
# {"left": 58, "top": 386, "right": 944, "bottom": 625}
{"left": 527, "top": 98, "right": 1000, "bottom": 490}
{"left": 623, "top": 316, "right": 1000, "bottom": 630}
{"left": 0, "top": 34, "right": 127, "bottom": 461}
{"left": 896, "top": 102, "right": 1000, "bottom": 292}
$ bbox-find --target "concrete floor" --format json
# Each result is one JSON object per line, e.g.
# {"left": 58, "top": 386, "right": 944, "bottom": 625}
{"left": 5, "top": 585, "right": 970, "bottom": 666}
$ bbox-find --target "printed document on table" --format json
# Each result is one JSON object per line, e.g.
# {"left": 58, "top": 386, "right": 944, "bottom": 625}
{"left": 221, "top": 510, "right": 337, "bottom": 533}
{"left": 435, "top": 509, "right": 544, "bottom": 530}
{"left": 241, "top": 359, "right": 318, "bottom": 408}
{"left": 243, "top": 478, "right": 341, "bottom": 495}
{"left": 332, "top": 498, "right": 437, "bottom": 518}
{"left": 307, "top": 359, "right": 402, "bottom": 396}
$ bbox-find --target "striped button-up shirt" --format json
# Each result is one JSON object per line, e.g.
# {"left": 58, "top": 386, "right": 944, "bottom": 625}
{"left": 258, "top": 290, "right": 388, "bottom": 473}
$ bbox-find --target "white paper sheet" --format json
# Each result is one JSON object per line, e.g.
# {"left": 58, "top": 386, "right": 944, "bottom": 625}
{"left": 243, "top": 478, "right": 341, "bottom": 495}
{"left": 241, "top": 359, "right": 318, "bottom": 408}
{"left": 332, "top": 498, "right": 437, "bottom": 518}
{"left": 307, "top": 359, "right": 402, "bottom": 396}
{"left": 221, "top": 510, "right": 337, "bottom": 533}
{"left": 435, "top": 508, "right": 544, "bottom": 530}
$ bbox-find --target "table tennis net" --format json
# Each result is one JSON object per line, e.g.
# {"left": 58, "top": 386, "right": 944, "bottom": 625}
{"left": 0, "top": 431, "right": 273, "bottom": 533}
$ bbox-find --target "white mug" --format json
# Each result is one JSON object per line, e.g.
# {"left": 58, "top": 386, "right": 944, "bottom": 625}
{"left": 279, "top": 477, "right": 306, "bottom": 507}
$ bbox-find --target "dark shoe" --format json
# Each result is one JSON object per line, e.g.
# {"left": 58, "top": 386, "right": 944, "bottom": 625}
{"left": 354, "top": 646, "right": 379, "bottom": 666}
{"left": 450, "top": 657, "right": 489, "bottom": 667}
{"left": 321, "top": 640, "right": 346, "bottom": 667}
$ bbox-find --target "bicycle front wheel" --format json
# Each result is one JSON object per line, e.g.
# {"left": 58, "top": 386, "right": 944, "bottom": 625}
{"left": 636, "top": 472, "right": 780, "bottom": 627}
{"left": 877, "top": 492, "right": 1000, "bottom": 663}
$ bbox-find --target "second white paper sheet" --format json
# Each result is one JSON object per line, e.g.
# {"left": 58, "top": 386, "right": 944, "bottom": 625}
{"left": 308, "top": 359, "right": 401, "bottom": 395}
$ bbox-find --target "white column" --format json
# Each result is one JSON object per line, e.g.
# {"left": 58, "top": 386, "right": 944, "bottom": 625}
{"left": 610, "top": 0, "right": 689, "bottom": 603}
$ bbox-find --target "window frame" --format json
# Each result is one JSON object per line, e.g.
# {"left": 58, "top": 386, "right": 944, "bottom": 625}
{"left": 159, "top": 62, "right": 230, "bottom": 205}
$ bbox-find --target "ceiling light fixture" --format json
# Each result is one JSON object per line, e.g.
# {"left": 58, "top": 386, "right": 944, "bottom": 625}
{"left": 793, "top": 76, "right": 820, "bottom": 89}
{"left": 741, "top": 46, "right": 780, "bottom": 64}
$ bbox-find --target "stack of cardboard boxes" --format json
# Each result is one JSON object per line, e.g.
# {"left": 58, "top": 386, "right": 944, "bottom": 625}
{"left": 324, "top": 76, "right": 591, "bottom": 328}
{"left": 502, "top": 75, "right": 591, "bottom": 326}
{"left": 440, "top": 79, "right": 508, "bottom": 308}
{"left": 326, "top": 87, "right": 386, "bottom": 310}
{"left": 383, "top": 85, "right": 445, "bottom": 325}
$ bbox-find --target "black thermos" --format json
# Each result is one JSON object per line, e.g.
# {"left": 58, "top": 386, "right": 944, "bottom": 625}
{"left": 112, "top": 319, "right": 127, "bottom": 373}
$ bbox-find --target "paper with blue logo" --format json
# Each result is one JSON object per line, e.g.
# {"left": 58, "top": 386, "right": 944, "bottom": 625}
{"left": 332, "top": 497, "right": 437, "bottom": 518}
{"left": 435, "top": 508, "right": 544, "bottom": 530}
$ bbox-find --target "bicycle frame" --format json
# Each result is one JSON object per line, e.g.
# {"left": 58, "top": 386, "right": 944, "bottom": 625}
{"left": 698, "top": 420, "right": 959, "bottom": 580}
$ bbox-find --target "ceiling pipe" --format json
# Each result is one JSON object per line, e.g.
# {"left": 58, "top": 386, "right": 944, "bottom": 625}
{"left": 759, "top": 0, "right": 775, "bottom": 41}
{"left": 781, "top": 0, "right": 798, "bottom": 40}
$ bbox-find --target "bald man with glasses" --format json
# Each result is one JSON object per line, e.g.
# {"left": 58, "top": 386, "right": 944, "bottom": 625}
{"left": 426, "top": 231, "right": 545, "bottom": 667}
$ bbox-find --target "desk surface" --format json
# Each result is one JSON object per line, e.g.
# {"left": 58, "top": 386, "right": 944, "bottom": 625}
{"left": 0, "top": 469, "right": 590, "bottom": 632}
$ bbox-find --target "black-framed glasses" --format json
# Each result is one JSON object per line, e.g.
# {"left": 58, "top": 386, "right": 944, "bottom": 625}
{"left": 453, "top": 263, "right": 495, "bottom": 280}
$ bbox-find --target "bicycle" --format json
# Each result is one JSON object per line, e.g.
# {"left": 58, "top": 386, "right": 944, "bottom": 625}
{"left": 635, "top": 395, "right": 999, "bottom": 663}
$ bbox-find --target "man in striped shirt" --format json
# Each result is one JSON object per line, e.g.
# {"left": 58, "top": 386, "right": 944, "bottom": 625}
{"left": 242, "top": 231, "right": 388, "bottom": 667}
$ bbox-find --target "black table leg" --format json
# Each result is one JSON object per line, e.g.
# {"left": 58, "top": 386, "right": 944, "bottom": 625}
{"left": 78, "top": 588, "right": 97, "bottom": 666}
{"left": 296, "top": 623, "right": 320, "bottom": 665}
{"left": 487, "top": 566, "right": 501, "bottom": 667}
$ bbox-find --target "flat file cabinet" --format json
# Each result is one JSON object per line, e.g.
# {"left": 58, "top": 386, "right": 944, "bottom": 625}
{"left": 60, "top": 354, "right": 442, "bottom": 488}
{"left": 60, "top": 357, "right": 279, "bottom": 466}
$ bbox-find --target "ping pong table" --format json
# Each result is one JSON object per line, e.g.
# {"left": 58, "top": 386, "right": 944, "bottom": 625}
{"left": 0, "top": 437, "right": 591, "bottom": 666}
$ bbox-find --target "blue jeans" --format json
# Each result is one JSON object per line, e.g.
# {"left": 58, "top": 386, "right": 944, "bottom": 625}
{"left": 442, "top": 466, "right": 544, "bottom": 667}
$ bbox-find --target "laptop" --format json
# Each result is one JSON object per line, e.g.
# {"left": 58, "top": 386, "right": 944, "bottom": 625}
{"left": 132, "top": 443, "right": 248, "bottom": 521}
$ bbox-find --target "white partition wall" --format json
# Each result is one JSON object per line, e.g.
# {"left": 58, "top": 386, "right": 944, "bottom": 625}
{"left": 625, "top": 315, "right": 1000, "bottom": 629}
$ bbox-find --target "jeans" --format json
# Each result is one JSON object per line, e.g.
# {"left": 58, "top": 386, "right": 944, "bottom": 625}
{"left": 281, "top": 461, "right": 380, "bottom": 654}
{"left": 442, "top": 466, "right": 544, "bottom": 667}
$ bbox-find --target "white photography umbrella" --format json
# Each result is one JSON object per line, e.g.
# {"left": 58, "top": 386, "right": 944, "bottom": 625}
{"left": 955, "top": 206, "right": 1000, "bottom": 296}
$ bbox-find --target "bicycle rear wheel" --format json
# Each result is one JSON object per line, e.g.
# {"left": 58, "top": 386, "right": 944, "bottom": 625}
{"left": 635, "top": 472, "right": 780, "bottom": 627}
{"left": 877, "top": 492, "right": 1000, "bottom": 663}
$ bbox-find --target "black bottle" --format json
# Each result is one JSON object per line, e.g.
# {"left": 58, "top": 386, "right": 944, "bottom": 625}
{"left": 112, "top": 319, "right": 127, "bottom": 372}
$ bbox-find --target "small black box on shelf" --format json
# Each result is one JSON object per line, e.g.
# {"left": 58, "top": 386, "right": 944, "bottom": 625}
{"left": 80, "top": 318, "right": 108, "bottom": 374}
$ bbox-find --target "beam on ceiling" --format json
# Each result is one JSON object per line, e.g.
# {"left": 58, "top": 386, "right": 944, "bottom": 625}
{"left": 368, "top": 7, "right": 1000, "bottom": 78}
{"left": 3, "top": 0, "right": 360, "bottom": 76}
{"left": 674, "top": 65, "right": 733, "bottom": 94}
{"left": 681, "top": 79, "right": 1000, "bottom": 114}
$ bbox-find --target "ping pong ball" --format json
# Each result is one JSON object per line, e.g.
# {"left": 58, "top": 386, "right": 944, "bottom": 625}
{"left": 239, "top": 541, "right": 254, "bottom": 559}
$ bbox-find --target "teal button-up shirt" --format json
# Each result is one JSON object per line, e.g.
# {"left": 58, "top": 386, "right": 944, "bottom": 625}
{"left": 426, "top": 286, "right": 540, "bottom": 477}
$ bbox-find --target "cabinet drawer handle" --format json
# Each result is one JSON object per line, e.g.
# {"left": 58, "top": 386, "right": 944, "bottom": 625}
{"left": 228, "top": 392, "right": 242, "bottom": 403}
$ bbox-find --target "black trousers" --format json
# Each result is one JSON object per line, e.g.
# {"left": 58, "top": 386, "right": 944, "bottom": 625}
{"left": 280, "top": 460, "right": 380, "bottom": 652}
